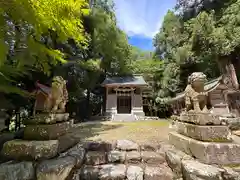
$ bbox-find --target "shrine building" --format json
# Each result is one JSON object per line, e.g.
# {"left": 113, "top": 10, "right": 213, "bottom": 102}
{"left": 101, "top": 75, "right": 149, "bottom": 121}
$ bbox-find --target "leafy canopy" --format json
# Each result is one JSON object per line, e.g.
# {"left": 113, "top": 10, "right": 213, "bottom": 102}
{"left": 0, "top": 0, "right": 89, "bottom": 94}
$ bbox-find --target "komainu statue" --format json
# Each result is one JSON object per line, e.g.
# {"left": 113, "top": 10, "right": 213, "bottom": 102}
{"left": 33, "top": 76, "right": 68, "bottom": 114}
{"left": 184, "top": 72, "right": 208, "bottom": 112}
{"left": 45, "top": 76, "right": 68, "bottom": 113}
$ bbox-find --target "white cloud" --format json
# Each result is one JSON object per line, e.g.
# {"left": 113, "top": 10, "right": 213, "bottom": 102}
{"left": 114, "top": 0, "right": 176, "bottom": 38}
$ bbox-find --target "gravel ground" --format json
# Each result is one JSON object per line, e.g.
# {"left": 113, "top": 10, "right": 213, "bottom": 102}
{"left": 67, "top": 120, "right": 170, "bottom": 146}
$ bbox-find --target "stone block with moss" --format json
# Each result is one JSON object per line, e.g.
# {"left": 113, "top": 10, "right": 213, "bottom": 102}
{"left": 169, "top": 131, "right": 240, "bottom": 165}
{"left": 1, "top": 139, "right": 59, "bottom": 160}
{"left": 174, "top": 121, "right": 232, "bottom": 142}
{"left": 24, "top": 113, "right": 69, "bottom": 125}
{"left": 23, "top": 120, "right": 73, "bottom": 140}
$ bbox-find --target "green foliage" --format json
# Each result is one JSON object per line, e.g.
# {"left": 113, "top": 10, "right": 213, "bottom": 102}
{"left": 130, "top": 46, "right": 153, "bottom": 60}
{"left": 91, "top": 8, "right": 132, "bottom": 75}
{"left": 51, "top": 0, "right": 134, "bottom": 118}
{"left": 129, "top": 58, "right": 163, "bottom": 75}
{"left": 0, "top": 0, "right": 89, "bottom": 95}
{"left": 153, "top": 0, "right": 240, "bottom": 104}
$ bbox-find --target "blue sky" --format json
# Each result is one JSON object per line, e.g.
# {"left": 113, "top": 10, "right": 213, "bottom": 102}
{"left": 114, "top": 0, "right": 177, "bottom": 51}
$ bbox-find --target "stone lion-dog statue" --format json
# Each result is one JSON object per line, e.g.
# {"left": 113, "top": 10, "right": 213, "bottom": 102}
{"left": 184, "top": 72, "right": 208, "bottom": 112}
{"left": 45, "top": 76, "right": 68, "bottom": 113}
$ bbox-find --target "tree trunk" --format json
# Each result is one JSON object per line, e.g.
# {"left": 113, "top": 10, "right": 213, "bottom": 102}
{"left": 86, "top": 89, "right": 91, "bottom": 120}
{"left": 218, "top": 57, "right": 239, "bottom": 90}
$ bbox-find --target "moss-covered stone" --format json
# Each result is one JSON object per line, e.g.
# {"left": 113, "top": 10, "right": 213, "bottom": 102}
{"left": 174, "top": 121, "right": 232, "bottom": 142}
{"left": 179, "top": 112, "right": 221, "bottom": 125}
{"left": 169, "top": 131, "right": 240, "bottom": 165}
{"left": 0, "top": 161, "right": 34, "bottom": 180}
{"left": 23, "top": 120, "right": 73, "bottom": 140}
{"left": 24, "top": 113, "right": 69, "bottom": 125}
{"left": 37, "top": 156, "right": 76, "bottom": 180}
{"left": 1, "top": 139, "right": 59, "bottom": 160}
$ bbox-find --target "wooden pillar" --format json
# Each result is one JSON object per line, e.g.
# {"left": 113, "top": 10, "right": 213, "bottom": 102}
{"left": 131, "top": 87, "right": 134, "bottom": 114}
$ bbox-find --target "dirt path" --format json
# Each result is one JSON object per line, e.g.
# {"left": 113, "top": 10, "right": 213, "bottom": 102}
{"left": 67, "top": 120, "right": 170, "bottom": 147}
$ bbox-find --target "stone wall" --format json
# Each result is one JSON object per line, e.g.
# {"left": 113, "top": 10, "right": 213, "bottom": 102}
{"left": 0, "top": 139, "right": 239, "bottom": 180}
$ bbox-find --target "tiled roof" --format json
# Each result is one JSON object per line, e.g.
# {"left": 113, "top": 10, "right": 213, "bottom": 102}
{"left": 102, "top": 76, "right": 148, "bottom": 86}
{"left": 35, "top": 82, "right": 51, "bottom": 94}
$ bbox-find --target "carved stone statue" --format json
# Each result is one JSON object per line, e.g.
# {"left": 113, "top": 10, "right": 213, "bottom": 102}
{"left": 184, "top": 72, "right": 208, "bottom": 112}
{"left": 33, "top": 76, "right": 68, "bottom": 114}
{"left": 45, "top": 76, "right": 68, "bottom": 113}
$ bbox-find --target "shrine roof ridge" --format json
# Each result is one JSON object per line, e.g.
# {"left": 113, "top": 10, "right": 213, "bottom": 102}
{"left": 101, "top": 75, "right": 148, "bottom": 86}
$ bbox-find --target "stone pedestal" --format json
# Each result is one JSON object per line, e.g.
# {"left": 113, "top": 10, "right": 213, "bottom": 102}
{"left": 24, "top": 120, "right": 73, "bottom": 140}
{"left": 169, "top": 112, "right": 240, "bottom": 165}
{"left": 210, "top": 103, "right": 230, "bottom": 116}
{"left": 24, "top": 113, "right": 69, "bottom": 125}
{"left": 174, "top": 121, "right": 232, "bottom": 142}
{"left": 105, "top": 108, "right": 117, "bottom": 116}
{"left": 179, "top": 112, "right": 221, "bottom": 125}
{"left": 132, "top": 107, "right": 145, "bottom": 117}
{"left": 1, "top": 113, "right": 73, "bottom": 161}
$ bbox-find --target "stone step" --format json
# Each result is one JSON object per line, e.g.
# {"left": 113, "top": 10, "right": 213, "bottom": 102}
{"left": 81, "top": 140, "right": 165, "bottom": 166}
{"left": 2, "top": 140, "right": 239, "bottom": 180}
{"left": 112, "top": 114, "right": 137, "bottom": 122}
{"left": 169, "top": 131, "right": 240, "bottom": 165}
{"left": 78, "top": 163, "right": 173, "bottom": 180}
{"left": 83, "top": 141, "right": 115, "bottom": 152}
{"left": 85, "top": 151, "right": 107, "bottom": 166}
{"left": 173, "top": 121, "right": 232, "bottom": 142}
{"left": 85, "top": 150, "right": 166, "bottom": 166}
{"left": 115, "top": 139, "right": 139, "bottom": 151}
{"left": 83, "top": 140, "right": 158, "bottom": 153}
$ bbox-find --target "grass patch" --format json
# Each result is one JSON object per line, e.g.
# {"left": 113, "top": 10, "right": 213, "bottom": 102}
{"left": 103, "top": 120, "right": 169, "bottom": 127}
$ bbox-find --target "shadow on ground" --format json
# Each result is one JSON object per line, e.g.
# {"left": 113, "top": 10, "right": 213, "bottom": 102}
{"left": 0, "top": 121, "right": 123, "bottom": 161}
{"left": 58, "top": 122, "right": 123, "bottom": 153}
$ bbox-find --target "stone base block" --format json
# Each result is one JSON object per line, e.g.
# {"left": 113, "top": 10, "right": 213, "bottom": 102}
{"left": 23, "top": 120, "right": 73, "bottom": 140}
{"left": 169, "top": 132, "right": 240, "bottom": 165}
{"left": 24, "top": 113, "right": 69, "bottom": 125}
{"left": 180, "top": 112, "right": 221, "bottom": 125}
{"left": 1, "top": 139, "right": 59, "bottom": 160}
{"left": 174, "top": 121, "right": 232, "bottom": 142}
{"left": 233, "top": 130, "right": 240, "bottom": 137}
{"left": 132, "top": 108, "right": 145, "bottom": 117}
{"left": 0, "top": 161, "right": 35, "bottom": 180}
{"left": 125, "top": 151, "right": 141, "bottom": 164}
{"left": 99, "top": 164, "right": 126, "bottom": 180}
{"left": 57, "top": 133, "right": 79, "bottom": 153}
{"left": 141, "top": 151, "right": 166, "bottom": 164}
{"left": 36, "top": 156, "right": 76, "bottom": 180}
{"left": 85, "top": 151, "right": 107, "bottom": 165}
{"left": 144, "top": 165, "right": 174, "bottom": 180}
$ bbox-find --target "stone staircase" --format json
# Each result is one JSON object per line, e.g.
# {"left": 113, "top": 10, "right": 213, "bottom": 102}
{"left": 112, "top": 114, "right": 137, "bottom": 121}
{"left": 70, "top": 140, "right": 173, "bottom": 180}
{"left": 1, "top": 138, "right": 240, "bottom": 180}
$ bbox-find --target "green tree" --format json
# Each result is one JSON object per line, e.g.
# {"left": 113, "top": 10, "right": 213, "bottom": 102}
{"left": 54, "top": 0, "right": 133, "bottom": 118}
{"left": 0, "top": 0, "right": 89, "bottom": 94}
